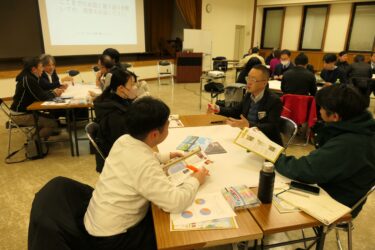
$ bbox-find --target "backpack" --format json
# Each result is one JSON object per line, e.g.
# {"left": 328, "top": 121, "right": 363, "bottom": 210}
{"left": 204, "top": 81, "right": 224, "bottom": 93}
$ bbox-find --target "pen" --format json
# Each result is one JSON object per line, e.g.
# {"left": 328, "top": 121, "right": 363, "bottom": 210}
{"left": 186, "top": 165, "right": 199, "bottom": 172}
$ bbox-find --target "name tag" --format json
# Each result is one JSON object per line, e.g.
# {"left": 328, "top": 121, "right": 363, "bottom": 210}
{"left": 258, "top": 111, "right": 266, "bottom": 120}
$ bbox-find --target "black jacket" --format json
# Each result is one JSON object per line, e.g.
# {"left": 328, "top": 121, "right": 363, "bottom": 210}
{"left": 10, "top": 72, "right": 55, "bottom": 112}
{"left": 39, "top": 71, "right": 61, "bottom": 90}
{"left": 218, "top": 88, "right": 283, "bottom": 145}
{"left": 281, "top": 66, "right": 317, "bottom": 96}
{"left": 336, "top": 61, "right": 350, "bottom": 78}
{"left": 320, "top": 67, "right": 346, "bottom": 84}
{"left": 93, "top": 93, "right": 132, "bottom": 172}
{"left": 275, "top": 111, "right": 375, "bottom": 217}
{"left": 347, "top": 62, "right": 372, "bottom": 82}
{"left": 273, "top": 63, "right": 295, "bottom": 77}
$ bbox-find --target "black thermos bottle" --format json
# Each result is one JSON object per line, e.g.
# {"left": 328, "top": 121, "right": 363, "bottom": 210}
{"left": 257, "top": 161, "right": 275, "bottom": 204}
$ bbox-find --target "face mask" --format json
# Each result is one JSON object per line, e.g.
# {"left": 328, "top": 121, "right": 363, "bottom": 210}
{"left": 280, "top": 60, "right": 289, "bottom": 66}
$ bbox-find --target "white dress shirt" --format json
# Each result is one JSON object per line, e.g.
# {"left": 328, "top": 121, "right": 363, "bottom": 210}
{"left": 84, "top": 134, "right": 200, "bottom": 236}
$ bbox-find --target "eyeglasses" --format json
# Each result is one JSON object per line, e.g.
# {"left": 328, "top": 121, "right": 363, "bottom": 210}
{"left": 245, "top": 77, "right": 267, "bottom": 83}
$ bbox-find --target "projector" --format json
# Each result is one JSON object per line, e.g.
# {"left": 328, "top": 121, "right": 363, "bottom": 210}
{"left": 207, "top": 70, "right": 225, "bottom": 78}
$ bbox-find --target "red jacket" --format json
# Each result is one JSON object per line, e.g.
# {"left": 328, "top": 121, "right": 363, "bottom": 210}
{"left": 280, "top": 94, "right": 317, "bottom": 128}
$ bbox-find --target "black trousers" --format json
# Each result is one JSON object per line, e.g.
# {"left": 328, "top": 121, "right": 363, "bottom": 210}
{"left": 89, "top": 208, "right": 157, "bottom": 250}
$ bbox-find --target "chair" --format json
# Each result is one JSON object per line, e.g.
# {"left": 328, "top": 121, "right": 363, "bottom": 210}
{"left": 28, "top": 176, "right": 94, "bottom": 250}
{"left": 334, "top": 185, "right": 375, "bottom": 250}
{"left": 279, "top": 116, "right": 298, "bottom": 149}
{"left": 85, "top": 122, "right": 105, "bottom": 161}
{"left": 157, "top": 60, "right": 174, "bottom": 85}
{"left": 0, "top": 98, "right": 34, "bottom": 161}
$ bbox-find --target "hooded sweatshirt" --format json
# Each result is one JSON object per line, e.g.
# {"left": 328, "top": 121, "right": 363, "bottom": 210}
{"left": 93, "top": 93, "right": 132, "bottom": 171}
{"left": 275, "top": 111, "right": 375, "bottom": 217}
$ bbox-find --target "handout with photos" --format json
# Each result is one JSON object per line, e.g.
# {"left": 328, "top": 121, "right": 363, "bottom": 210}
{"left": 234, "top": 127, "right": 284, "bottom": 163}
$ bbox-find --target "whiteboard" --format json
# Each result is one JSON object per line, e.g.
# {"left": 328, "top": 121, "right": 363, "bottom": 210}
{"left": 183, "top": 29, "right": 212, "bottom": 54}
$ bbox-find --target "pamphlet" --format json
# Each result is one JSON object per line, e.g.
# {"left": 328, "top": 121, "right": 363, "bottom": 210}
{"left": 234, "top": 127, "right": 284, "bottom": 163}
{"left": 177, "top": 136, "right": 212, "bottom": 152}
{"left": 221, "top": 185, "right": 260, "bottom": 210}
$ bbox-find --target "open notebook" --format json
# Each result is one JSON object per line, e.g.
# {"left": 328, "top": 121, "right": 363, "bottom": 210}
{"left": 277, "top": 188, "right": 351, "bottom": 225}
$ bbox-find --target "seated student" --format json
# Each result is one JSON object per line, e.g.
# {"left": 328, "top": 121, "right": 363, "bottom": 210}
{"left": 93, "top": 69, "right": 137, "bottom": 173}
{"left": 84, "top": 97, "right": 209, "bottom": 250}
{"left": 275, "top": 85, "right": 375, "bottom": 217}
{"left": 370, "top": 51, "right": 375, "bottom": 74}
{"left": 10, "top": 57, "right": 63, "bottom": 138}
{"left": 236, "top": 57, "right": 262, "bottom": 84}
{"left": 269, "top": 49, "right": 281, "bottom": 75}
{"left": 336, "top": 51, "right": 350, "bottom": 77}
{"left": 347, "top": 54, "right": 372, "bottom": 83}
{"left": 208, "top": 64, "right": 283, "bottom": 145}
{"left": 320, "top": 53, "right": 347, "bottom": 86}
{"left": 281, "top": 53, "right": 317, "bottom": 96}
{"left": 95, "top": 54, "right": 116, "bottom": 91}
{"left": 265, "top": 47, "right": 278, "bottom": 65}
{"left": 239, "top": 47, "right": 265, "bottom": 67}
{"left": 39, "top": 54, "right": 72, "bottom": 91}
{"left": 273, "top": 49, "right": 294, "bottom": 80}
{"left": 102, "top": 47, "right": 130, "bottom": 71}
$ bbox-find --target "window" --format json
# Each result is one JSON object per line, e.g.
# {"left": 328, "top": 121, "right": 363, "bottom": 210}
{"left": 299, "top": 5, "right": 329, "bottom": 50}
{"left": 261, "top": 8, "right": 285, "bottom": 49}
{"left": 346, "top": 2, "right": 375, "bottom": 52}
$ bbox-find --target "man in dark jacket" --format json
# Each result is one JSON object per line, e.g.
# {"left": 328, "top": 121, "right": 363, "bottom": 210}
{"left": 320, "top": 53, "right": 347, "bottom": 85}
{"left": 281, "top": 53, "right": 317, "bottom": 96}
{"left": 93, "top": 69, "right": 137, "bottom": 172}
{"left": 347, "top": 54, "right": 372, "bottom": 83}
{"left": 39, "top": 54, "right": 72, "bottom": 91}
{"left": 208, "top": 64, "right": 283, "bottom": 145}
{"left": 336, "top": 51, "right": 350, "bottom": 78}
{"left": 273, "top": 49, "right": 294, "bottom": 80}
{"left": 275, "top": 85, "right": 375, "bottom": 217}
{"left": 10, "top": 57, "right": 62, "bottom": 138}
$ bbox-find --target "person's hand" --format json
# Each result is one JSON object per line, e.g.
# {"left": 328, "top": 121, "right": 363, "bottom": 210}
{"left": 226, "top": 115, "right": 250, "bottom": 128}
{"left": 88, "top": 90, "right": 97, "bottom": 97}
{"left": 323, "top": 82, "right": 332, "bottom": 87}
{"left": 170, "top": 151, "right": 184, "bottom": 159}
{"left": 274, "top": 75, "right": 280, "bottom": 80}
{"left": 191, "top": 167, "right": 210, "bottom": 185}
{"left": 60, "top": 83, "right": 69, "bottom": 90}
{"left": 53, "top": 88, "right": 64, "bottom": 97}
{"left": 207, "top": 103, "right": 220, "bottom": 114}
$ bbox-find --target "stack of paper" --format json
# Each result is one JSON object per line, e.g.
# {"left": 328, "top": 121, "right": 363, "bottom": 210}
{"left": 277, "top": 188, "right": 351, "bottom": 225}
{"left": 170, "top": 192, "right": 237, "bottom": 231}
{"left": 169, "top": 114, "right": 184, "bottom": 128}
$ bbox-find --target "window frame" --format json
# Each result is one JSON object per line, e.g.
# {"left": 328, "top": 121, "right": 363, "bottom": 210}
{"left": 345, "top": 2, "right": 375, "bottom": 53}
{"left": 260, "top": 7, "right": 285, "bottom": 50}
{"left": 298, "top": 5, "right": 330, "bottom": 51}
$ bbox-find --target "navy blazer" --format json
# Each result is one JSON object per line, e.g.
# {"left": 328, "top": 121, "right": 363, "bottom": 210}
{"left": 40, "top": 71, "right": 61, "bottom": 90}
{"left": 219, "top": 88, "right": 283, "bottom": 145}
{"left": 273, "top": 63, "right": 295, "bottom": 77}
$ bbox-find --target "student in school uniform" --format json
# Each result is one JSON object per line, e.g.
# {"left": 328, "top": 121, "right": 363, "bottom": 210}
{"left": 336, "top": 51, "right": 350, "bottom": 78}
{"left": 10, "top": 57, "right": 62, "bottom": 138}
{"left": 39, "top": 54, "right": 72, "bottom": 91}
{"left": 85, "top": 97, "right": 209, "bottom": 250}
{"left": 273, "top": 49, "right": 294, "bottom": 80}
{"left": 281, "top": 53, "right": 317, "bottom": 96}
{"left": 275, "top": 85, "right": 375, "bottom": 217}
{"left": 320, "top": 53, "right": 347, "bottom": 86}
{"left": 208, "top": 64, "right": 283, "bottom": 145}
{"left": 93, "top": 69, "right": 137, "bottom": 173}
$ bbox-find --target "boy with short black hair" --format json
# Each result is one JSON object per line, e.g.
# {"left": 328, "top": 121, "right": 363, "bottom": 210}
{"left": 275, "top": 85, "right": 375, "bottom": 217}
{"left": 320, "top": 53, "right": 347, "bottom": 85}
{"left": 85, "top": 97, "right": 209, "bottom": 250}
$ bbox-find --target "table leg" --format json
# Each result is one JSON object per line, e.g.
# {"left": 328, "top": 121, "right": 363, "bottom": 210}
{"left": 72, "top": 109, "right": 80, "bottom": 156}
{"left": 315, "top": 226, "right": 327, "bottom": 250}
{"left": 200, "top": 76, "right": 203, "bottom": 109}
{"left": 32, "top": 111, "right": 43, "bottom": 158}
{"left": 66, "top": 109, "right": 75, "bottom": 156}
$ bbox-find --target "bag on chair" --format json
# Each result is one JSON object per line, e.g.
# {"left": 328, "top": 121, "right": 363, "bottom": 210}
{"left": 204, "top": 81, "right": 224, "bottom": 93}
{"left": 25, "top": 138, "right": 48, "bottom": 160}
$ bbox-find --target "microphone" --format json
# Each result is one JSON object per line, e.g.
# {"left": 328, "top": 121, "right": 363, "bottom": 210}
{"left": 67, "top": 70, "right": 84, "bottom": 83}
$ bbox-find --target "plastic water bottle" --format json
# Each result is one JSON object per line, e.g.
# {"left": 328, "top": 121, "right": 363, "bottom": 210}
{"left": 257, "top": 161, "right": 275, "bottom": 204}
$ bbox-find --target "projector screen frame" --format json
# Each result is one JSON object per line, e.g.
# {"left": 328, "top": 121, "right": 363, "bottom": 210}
{"left": 38, "top": 0, "right": 146, "bottom": 56}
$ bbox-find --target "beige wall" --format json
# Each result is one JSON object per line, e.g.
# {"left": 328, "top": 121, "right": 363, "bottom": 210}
{"left": 280, "top": 6, "right": 303, "bottom": 50}
{"left": 257, "top": 0, "right": 368, "bottom": 7}
{"left": 201, "top": 0, "right": 254, "bottom": 59}
{"left": 324, "top": 3, "right": 352, "bottom": 52}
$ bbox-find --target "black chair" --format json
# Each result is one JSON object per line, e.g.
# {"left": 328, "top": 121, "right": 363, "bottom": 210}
{"left": 279, "top": 116, "right": 298, "bottom": 149}
{"left": 28, "top": 176, "right": 94, "bottom": 250}
{"left": 85, "top": 122, "right": 105, "bottom": 161}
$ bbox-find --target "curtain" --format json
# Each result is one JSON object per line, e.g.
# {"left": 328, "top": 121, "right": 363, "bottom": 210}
{"left": 176, "top": 0, "right": 202, "bottom": 29}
